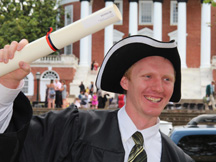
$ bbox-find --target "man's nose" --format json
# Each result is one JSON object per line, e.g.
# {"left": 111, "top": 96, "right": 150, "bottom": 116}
{"left": 152, "top": 79, "right": 164, "bottom": 93}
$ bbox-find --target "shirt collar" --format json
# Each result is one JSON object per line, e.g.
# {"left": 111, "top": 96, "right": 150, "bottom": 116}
{"left": 118, "top": 106, "right": 160, "bottom": 143}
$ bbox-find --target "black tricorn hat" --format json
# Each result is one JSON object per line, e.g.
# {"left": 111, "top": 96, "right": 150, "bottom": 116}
{"left": 96, "top": 35, "right": 181, "bottom": 102}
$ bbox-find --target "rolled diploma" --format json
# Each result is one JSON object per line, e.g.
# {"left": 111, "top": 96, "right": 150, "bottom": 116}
{"left": 0, "top": 4, "right": 122, "bottom": 77}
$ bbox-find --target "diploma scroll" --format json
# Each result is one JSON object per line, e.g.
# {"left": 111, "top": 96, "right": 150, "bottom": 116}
{"left": 0, "top": 4, "right": 122, "bottom": 77}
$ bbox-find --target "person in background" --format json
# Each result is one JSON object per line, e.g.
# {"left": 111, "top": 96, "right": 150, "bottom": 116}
{"left": 47, "top": 79, "right": 56, "bottom": 109}
{"left": 91, "top": 60, "right": 95, "bottom": 71}
{"left": 60, "top": 80, "right": 67, "bottom": 109}
{"left": 79, "top": 81, "right": 85, "bottom": 93}
{"left": 0, "top": 36, "right": 193, "bottom": 162}
{"left": 85, "top": 87, "right": 90, "bottom": 94}
{"left": 97, "top": 89, "right": 104, "bottom": 108}
{"left": 98, "top": 92, "right": 110, "bottom": 109}
{"left": 45, "top": 84, "right": 49, "bottom": 107}
{"left": 89, "top": 81, "right": 94, "bottom": 96}
{"left": 54, "top": 79, "right": 62, "bottom": 108}
{"left": 94, "top": 61, "right": 99, "bottom": 71}
{"left": 206, "top": 81, "right": 216, "bottom": 110}
{"left": 118, "top": 94, "right": 125, "bottom": 108}
{"left": 87, "top": 92, "right": 92, "bottom": 108}
{"left": 80, "top": 92, "right": 88, "bottom": 108}
{"left": 74, "top": 98, "right": 81, "bottom": 108}
{"left": 78, "top": 90, "right": 85, "bottom": 100}
{"left": 91, "top": 92, "right": 98, "bottom": 109}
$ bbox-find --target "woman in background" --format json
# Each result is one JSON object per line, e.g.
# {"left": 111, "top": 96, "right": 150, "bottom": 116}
{"left": 48, "top": 80, "right": 56, "bottom": 109}
{"left": 61, "top": 80, "right": 67, "bottom": 108}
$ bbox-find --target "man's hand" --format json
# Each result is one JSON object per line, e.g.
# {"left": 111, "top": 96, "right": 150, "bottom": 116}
{"left": 0, "top": 39, "right": 31, "bottom": 89}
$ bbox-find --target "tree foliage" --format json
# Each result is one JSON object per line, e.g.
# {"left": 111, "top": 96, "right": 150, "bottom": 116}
{"left": 204, "top": 0, "right": 216, "bottom": 7}
{"left": 0, "top": 0, "right": 64, "bottom": 48}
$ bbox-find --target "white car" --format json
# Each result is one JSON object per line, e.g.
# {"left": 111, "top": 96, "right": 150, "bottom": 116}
{"left": 159, "top": 120, "right": 173, "bottom": 135}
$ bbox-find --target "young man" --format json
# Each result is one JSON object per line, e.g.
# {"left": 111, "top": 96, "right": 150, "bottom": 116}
{"left": 0, "top": 36, "right": 194, "bottom": 162}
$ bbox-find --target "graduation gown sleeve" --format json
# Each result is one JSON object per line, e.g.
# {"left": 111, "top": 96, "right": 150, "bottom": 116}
{"left": 19, "top": 105, "right": 80, "bottom": 162}
{"left": 0, "top": 92, "right": 32, "bottom": 162}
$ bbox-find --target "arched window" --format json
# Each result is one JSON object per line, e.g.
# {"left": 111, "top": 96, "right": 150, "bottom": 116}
{"left": 42, "top": 70, "right": 59, "bottom": 79}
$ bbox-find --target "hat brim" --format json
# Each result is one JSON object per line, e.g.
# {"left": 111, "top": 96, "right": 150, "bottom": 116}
{"left": 96, "top": 35, "right": 181, "bottom": 102}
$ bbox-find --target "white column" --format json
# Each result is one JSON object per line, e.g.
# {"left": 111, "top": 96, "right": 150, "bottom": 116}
{"left": 129, "top": 0, "right": 138, "bottom": 35}
{"left": 79, "top": 0, "right": 90, "bottom": 66}
{"left": 177, "top": 1, "right": 187, "bottom": 68}
{"left": 153, "top": 1, "right": 162, "bottom": 41}
{"left": 200, "top": 2, "right": 211, "bottom": 68}
{"left": 104, "top": 1, "right": 114, "bottom": 56}
{"left": 88, "top": 5, "right": 92, "bottom": 66}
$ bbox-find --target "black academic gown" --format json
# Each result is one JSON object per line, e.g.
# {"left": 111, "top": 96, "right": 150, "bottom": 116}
{"left": 0, "top": 92, "right": 194, "bottom": 162}
{"left": 0, "top": 92, "right": 32, "bottom": 162}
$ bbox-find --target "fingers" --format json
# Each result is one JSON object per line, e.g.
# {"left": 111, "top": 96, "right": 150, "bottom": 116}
{"left": 0, "top": 43, "right": 16, "bottom": 63}
{"left": 2, "top": 45, "right": 10, "bottom": 63}
{"left": 19, "top": 61, "right": 31, "bottom": 74}
{"left": 0, "top": 39, "right": 28, "bottom": 64}
{"left": 8, "top": 41, "right": 18, "bottom": 59}
{"left": 0, "top": 49, "right": 2, "bottom": 62}
{"left": 17, "top": 39, "right": 28, "bottom": 51}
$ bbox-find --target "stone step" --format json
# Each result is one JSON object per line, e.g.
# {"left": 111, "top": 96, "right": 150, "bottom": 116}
{"left": 181, "top": 68, "right": 212, "bottom": 100}
{"left": 70, "top": 66, "right": 98, "bottom": 97}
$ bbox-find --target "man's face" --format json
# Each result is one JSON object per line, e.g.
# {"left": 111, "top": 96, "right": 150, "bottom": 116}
{"left": 121, "top": 56, "right": 175, "bottom": 119}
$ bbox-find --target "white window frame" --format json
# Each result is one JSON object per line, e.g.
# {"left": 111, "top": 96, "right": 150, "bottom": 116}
{"left": 22, "top": 77, "right": 29, "bottom": 94}
{"left": 139, "top": 1, "right": 154, "bottom": 25}
{"left": 64, "top": 5, "right": 73, "bottom": 55}
{"left": 114, "top": 0, "right": 123, "bottom": 25}
{"left": 170, "top": 1, "right": 178, "bottom": 26}
{"left": 23, "top": 73, "right": 34, "bottom": 96}
{"left": 59, "top": 0, "right": 79, "bottom": 5}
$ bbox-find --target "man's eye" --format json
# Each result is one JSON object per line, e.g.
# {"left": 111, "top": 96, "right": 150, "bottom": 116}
{"left": 164, "top": 78, "right": 174, "bottom": 82}
{"left": 164, "top": 78, "right": 170, "bottom": 81}
{"left": 144, "top": 75, "right": 151, "bottom": 78}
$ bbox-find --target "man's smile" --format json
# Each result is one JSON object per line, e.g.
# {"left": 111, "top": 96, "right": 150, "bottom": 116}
{"left": 145, "top": 96, "right": 162, "bottom": 103}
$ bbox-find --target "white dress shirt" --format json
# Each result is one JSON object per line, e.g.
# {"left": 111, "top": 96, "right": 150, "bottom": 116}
{"left": 54, "top": 81, "right": 62, "bottom": 90}
{"left": 117, "top": 106, "right": 162, "bottom": 162}
{"left": 0, "top": 81, "right": 24, "bottom": 133}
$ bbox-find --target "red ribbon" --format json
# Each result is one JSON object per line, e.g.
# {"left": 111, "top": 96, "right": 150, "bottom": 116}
{"left": 46, "top": 27, "right": 58, "bottom": 51}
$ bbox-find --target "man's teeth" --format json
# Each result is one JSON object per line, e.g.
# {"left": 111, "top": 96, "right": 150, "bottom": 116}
{"left": 145, "top": 96, "right": 161, "bottom": 102}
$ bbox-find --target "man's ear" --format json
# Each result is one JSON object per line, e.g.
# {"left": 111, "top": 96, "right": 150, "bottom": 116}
{"left": 120, "top": 76, "right": 128, "bottom": 91}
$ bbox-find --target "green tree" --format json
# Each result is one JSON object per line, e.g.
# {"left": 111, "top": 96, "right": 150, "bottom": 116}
{"left": 0, "top": 0, "right": 64, "bottom": 49}
{"left": 204, "top": 0, "right": 216, "bottom": 6}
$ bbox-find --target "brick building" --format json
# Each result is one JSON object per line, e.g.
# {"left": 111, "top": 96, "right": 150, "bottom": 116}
{"left": 26, "top": 0, "right": 216, "bottom": 103}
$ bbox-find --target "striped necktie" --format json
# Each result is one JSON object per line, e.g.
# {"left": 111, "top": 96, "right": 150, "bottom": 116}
{"left": 128, "top": 131, "right": 147, "bottom": 162}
